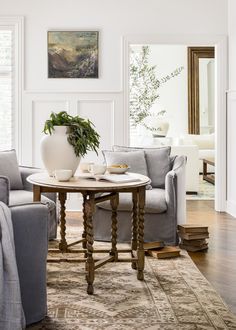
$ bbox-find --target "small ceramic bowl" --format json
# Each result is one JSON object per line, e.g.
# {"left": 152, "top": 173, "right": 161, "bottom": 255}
{"left": 54, "top": 169, "right": 72, "bottom": 181}
{"left": 107, "top": 165, "right": 130, "bottom": 174}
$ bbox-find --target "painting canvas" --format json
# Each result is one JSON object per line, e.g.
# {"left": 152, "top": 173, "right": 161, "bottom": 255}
{"left": 48, "top": 31, "right": 99, "bottom": 78}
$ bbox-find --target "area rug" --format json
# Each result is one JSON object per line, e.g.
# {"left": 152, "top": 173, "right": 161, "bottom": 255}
{"left": 28, "top": 228, "right": 236, "bottom": 329}
{"left": 187, "top": 175, "right": 215, "bottom": 200}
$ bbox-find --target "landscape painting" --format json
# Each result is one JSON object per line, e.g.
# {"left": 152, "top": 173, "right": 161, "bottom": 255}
{"left": 48, "top": 31, "right": 99, "bottom": 78}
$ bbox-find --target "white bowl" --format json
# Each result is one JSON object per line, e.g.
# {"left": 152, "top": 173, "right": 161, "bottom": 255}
{"left": 89, "top": 164, "right": 107, "bottom": 175}
{"left": 54, "top": 169, "right": 72, "bottom": 181}
{"left": 107, "top": 166, "right": 130, "bottom": 174}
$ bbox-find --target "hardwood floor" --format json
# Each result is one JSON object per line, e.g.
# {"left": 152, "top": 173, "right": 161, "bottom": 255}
{"left": 67, "top": 200, "right": 236, "bottom": 314}
{"left": 187, "top": 200, "right": 236, "bottom": 314}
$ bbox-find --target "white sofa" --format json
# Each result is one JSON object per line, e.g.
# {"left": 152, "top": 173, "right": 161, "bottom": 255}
{"left": 171, "top": 145, "right": 199, "bottom": 193}
{"left": 179, "top": 133, "right": 215, "bottom": 173}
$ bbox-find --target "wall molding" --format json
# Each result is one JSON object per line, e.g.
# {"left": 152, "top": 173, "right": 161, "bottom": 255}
{"left": 24, "top": 90, "right": 123, "bottom": 95}
{"left": 77, "top": 98, "right": 115, "bottom": 147}
{"left": 31, "top": 99, "right": 70, "bottom": 166}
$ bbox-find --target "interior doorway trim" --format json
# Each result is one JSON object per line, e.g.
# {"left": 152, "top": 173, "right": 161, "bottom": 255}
{"left": 123, "top": 34, "right": 227, "bottom": 212}
{"left": 188, "top": 46, "right": 215, "bottom": 134}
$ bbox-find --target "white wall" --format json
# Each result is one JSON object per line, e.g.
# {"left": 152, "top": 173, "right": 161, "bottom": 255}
{"left": 0, "top": 0, "right": 228, "bottom": 210}
{"left": 147, "top": 45, "right": 188, "bottom": 138}
{"left": 227, "top": 0, "right": 236, "bottom": 217}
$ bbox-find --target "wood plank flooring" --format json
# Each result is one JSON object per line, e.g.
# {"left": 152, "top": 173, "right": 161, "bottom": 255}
{"left": 67, "top": 200, "right": 236, "bottom": 314}
{"left": 187, "top": 200, "right": 236, "bottom": 314}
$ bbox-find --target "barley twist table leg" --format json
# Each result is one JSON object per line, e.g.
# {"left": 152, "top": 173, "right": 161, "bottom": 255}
{"left": 137, "top": 186, "right": 145, "bottom": 281}
{"left": 131, "top": 190, "right": 138, "bottom": 269}
{"left": 82, "top": 193, "right": 87, "bottom": 252}
{"left": 110, "top": 193, "right": 119, "bottom": 261}
{"left": 58, "top": 192, "right": 67, "bottom": 253}
{"left": 85, "top": 192, "right": 95, "bottom": 294}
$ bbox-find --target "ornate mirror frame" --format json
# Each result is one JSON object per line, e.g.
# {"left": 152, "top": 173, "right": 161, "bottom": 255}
{"left": 188, "top": 46, "right": 215, "bottom": 134}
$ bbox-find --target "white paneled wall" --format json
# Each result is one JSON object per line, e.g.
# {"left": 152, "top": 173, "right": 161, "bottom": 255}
{"left": 21, "top": 92, "right": 123, "bottom": 210}
{"left": 32, "top": 100, "right": 70, "bottom": 167}
{"left": 77, "top": 99, "right": 115, "bottom": 163}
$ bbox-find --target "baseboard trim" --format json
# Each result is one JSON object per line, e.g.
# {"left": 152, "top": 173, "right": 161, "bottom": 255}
{"left": 226, "top": 200, "right": 236, "bottom": 218}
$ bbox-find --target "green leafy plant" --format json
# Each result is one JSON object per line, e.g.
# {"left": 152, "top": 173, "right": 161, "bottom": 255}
{"left": 43, "top": 111, "right": 100, "bottom": 157}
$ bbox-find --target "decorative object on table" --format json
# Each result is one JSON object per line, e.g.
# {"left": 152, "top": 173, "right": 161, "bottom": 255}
{"left": 88, "top": 164, "right": 107, "bottom": 175}
{"left": 41, "top": 111, "right": 100, "bottom": 176}
{"left": 129, "top": 45, "right": 184, "bottom": 134}
{"left": 54, "top": 169, "right": 72, "bottom": 182}
{"left": 178, "top": 224, "right": 209, "bottom": 251}
{"left": 107, "top": 164, "right": 130, "bottom": 174}
{"left": 48, "top": 31, "right": 99, "bottom": 78}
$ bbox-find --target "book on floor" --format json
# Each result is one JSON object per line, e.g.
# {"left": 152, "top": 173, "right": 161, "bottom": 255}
{"left": 148, "top": 246, "right": 181, "bottom": 259}
{"left": 178, "top": 232, "right": 209, "bottom": 240}
{"left": 180, "top": 243, "right": 208, "bottom": 252}
{"left": 180, "top": 238, "right": 207, "bottom": 247}
{"left": 143, "top": 241, "right": 165, "bottom": 250}
{"left": 178, "top": 224, "right": 209, "bottom": 233}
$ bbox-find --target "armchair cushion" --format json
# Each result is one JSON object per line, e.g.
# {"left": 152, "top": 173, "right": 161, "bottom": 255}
{"left": 97, "top": 189, "right": 167, "bottom": 214}
{"left": 145, "top": 148, "right": 171, "bottom": 188}
{"left": 102, "top": 150, "right": 148, "bottom": 177}
{"left": 112, "top": 145, "right": 171, "bottom": 188}
{"left": 0, "top": 150, "right": 23, "bottom": 190}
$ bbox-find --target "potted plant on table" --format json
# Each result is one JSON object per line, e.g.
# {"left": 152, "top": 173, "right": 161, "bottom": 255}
{"left": 41, "top": 111, "right": 100, "bottom": 176}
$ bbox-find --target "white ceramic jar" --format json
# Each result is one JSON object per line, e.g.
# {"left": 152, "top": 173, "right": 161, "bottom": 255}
{"left": 40, "top": 126, "right": 80, "bottom": 176}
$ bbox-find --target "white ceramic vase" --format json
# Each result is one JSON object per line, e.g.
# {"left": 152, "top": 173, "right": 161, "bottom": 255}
{"left": 40, "top": 126, "right": 80, "bottom": 176}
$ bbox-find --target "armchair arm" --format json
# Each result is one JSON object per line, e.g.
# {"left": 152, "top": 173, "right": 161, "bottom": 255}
{"left": 168, "top": 155, "right": 187, "bottom": 225}
{"left": 19, "top": 166, "right": 43, "bottom": 191}
{"left": 19, "top": 166, "right": 57, "bottom": 204}
{"left": 0, "top": 175, "right": 10, "bottom": 205}
{"left": 10, "top": 202, "right": 48, "bottom": 324}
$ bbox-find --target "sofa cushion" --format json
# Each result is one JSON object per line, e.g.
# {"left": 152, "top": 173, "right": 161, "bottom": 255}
{"left": 102, "top": 150, "right": 148, "bottom": 177}
{"left": 180, "top": 134, "right": 215, "bottom": 150}
{"left": 0, "top": 150, "right": 23, "bottom": 190}
{"left": 9, "top": 190, "right": 55, "bottom": 212}
{"left": 97, "top": 189, "right": 167, "bottom": 214}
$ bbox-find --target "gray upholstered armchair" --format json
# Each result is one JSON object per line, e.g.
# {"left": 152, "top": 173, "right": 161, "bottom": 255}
{"left": 0, "top": 150, "right": 58, "bottom": 239}
{"left": 93, "top": 147, "right": 186, "bottom": 246}
{"left": 0, "top": 175, "right": 48, "bottom": 326}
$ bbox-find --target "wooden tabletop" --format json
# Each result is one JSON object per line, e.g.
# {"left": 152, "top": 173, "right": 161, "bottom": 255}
{"left": 27, "top": 172, "right": 151, "bottom": 192}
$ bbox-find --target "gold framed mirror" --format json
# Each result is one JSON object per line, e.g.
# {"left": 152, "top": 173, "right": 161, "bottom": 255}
{"left": 188, "top": 47, "right": 215, "bottom": 134}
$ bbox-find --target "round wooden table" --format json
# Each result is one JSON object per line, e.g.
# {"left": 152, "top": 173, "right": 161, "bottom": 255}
{"left": 27, "top": 172, "right": 150, "bottom": 294}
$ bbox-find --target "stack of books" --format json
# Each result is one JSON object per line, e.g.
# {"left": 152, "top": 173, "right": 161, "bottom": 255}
{"left": 178, "top": 224, "right": 209, "bottom": 252}
{"left": 143, "top": 241, "right": 181, "bottom": 259}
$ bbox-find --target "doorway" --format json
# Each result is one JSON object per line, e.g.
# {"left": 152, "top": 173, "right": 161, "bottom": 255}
{"left": 123, "top": 35, "right": 227, "bottom": 211}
